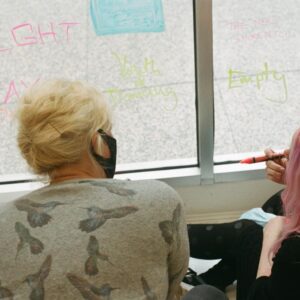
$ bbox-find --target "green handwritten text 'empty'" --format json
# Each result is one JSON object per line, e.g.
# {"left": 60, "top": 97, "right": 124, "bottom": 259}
{"left": 228, "top": 63, "right": 288, "bottom": 103}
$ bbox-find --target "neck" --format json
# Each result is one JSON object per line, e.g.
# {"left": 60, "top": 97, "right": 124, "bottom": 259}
{"left": 49, "top": 150, "right": 107, "bottom": 184}
{"left": 50, "top": 172, "right": 106, "bottom": 184}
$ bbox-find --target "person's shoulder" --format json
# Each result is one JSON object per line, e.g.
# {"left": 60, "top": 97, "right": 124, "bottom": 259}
{"left": 12, "top": 182, "right": 59, "bottom": 202}
{"left": 126, "top": 179, "right": 175, "bottom": 190}
{"left": 121, "top": 179, "right": 184, "bottom": 207}
{"left": 275, "top": 234, "right": 300, "bottom": 263}
{"left": 128, "top": 179, "right": 181, "bottom": 196}
{"left": 281, "top": 234, "right": 300, "bottom": 248}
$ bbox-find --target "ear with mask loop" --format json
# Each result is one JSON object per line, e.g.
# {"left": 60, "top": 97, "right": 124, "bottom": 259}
{"left": 91, "top": 129, "right": 117, "bottom": 178}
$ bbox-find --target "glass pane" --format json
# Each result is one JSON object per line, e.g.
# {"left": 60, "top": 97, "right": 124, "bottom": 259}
{"left": 213, "top": 0, "right": 300, "bottom": 160}
{"left": 0, "top": 0, "right": 196, "bottom": 180}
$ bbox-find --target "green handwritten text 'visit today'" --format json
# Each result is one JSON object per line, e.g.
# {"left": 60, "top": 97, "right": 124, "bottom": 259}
{"left": 104, "top": 85, "right": 178, "bottom": 111}
{"left": 104, "top": 52, "right": 178, "bottom": 111}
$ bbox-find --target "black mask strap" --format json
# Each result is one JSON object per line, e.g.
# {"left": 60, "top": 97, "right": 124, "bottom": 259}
{"left": 92, "top": 129, "right": 117, "bottom": 178}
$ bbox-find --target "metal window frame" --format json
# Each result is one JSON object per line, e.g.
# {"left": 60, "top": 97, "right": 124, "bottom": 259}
{"left": 194, "top": 0, "right": 215, "bottom": 184}
{"left": 193, "top": 0, "right": 265, "bottom": 185}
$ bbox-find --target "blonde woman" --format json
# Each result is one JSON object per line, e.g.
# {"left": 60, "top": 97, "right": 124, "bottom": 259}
{"left": 0, "top": 80, "right": 189, "bottom": 300}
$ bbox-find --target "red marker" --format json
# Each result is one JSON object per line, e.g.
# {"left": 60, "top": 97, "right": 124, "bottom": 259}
{"left": 240, "top": 153, "right": 285, "bottom": 164}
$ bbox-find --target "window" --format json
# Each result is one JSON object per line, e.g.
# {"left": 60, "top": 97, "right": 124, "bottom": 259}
{"left": 1, "top": 0, "right": 284, "bottom": 186}
{"left": 0, "top": 0, "right": 197, "bottom": 182}
{"left": 213, "top": 0, "right": 299, "bottom": 162}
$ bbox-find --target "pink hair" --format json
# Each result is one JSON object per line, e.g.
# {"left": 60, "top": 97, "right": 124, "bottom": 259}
{"left": 272, "top": 128, "right": 300, "bottom": 255}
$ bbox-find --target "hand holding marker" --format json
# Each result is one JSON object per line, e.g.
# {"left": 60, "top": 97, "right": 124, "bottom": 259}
{"left": 240, "top": 153, "right": 285, "bottom": 164}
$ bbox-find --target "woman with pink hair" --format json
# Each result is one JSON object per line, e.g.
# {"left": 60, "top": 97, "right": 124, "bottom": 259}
{"left": 184, "top": 133, "right": 300, "bottom": 300}
{"left": 247, "top": 129, "right": 300, "bottom": 299}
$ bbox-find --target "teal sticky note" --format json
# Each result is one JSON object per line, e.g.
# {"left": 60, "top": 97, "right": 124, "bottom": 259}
{"left": 90, "top": 0, "right": 165, "bottom": 35}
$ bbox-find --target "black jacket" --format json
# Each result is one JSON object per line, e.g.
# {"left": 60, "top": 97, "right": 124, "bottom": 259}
{"left": 247, "top": 235, "right": 300, "bottom": 300}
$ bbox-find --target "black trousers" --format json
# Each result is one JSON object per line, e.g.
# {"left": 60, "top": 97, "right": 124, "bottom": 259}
{"left": 187, "top": 190, "right": 283, "bottom": 300}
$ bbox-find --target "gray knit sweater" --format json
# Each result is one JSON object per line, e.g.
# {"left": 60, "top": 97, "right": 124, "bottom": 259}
{"left": 0, "top": 179, "right": 189, "bottom": 300}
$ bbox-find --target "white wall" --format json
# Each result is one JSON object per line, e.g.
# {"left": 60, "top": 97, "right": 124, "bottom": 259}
{"left": 177, "top": 178, "right": 282, "bottom": 219}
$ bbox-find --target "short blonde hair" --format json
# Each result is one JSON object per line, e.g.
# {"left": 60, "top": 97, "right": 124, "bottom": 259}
{"left": 17, "top": 80, "right": 112, "bottom": 175}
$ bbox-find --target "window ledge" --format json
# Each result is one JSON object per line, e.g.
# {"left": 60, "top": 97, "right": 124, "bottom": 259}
{"left": 0, "top": 163, "right": 267, "bottom": 200}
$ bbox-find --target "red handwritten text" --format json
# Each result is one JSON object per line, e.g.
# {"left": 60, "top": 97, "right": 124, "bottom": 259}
{"left": 1, "top": 78, "right": 40, "bottom": 104}
{"left": 0, "top": 22, "right": 80, "bottom": 53}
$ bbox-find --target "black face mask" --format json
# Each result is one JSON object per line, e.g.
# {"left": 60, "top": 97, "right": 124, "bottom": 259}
{"left": 92, "top": 129, "right": 117, "bottom": 178}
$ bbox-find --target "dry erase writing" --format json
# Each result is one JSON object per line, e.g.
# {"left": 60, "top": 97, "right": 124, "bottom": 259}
{"left": 90, "top": 0, "right": 165, "bottom": 35}
{"left": 112, "top": 52, "right": 161, "bottom": 87}
{"left": 221, "top": 17, "right": 296, "bottom": 42}
{"left": 221, "top": 17, "right": 276, "bottom": 31}
{"left": 228, "top": 62, "right": 288, "bottom": 103}
{"left": 0, "top": 106, "right": 13, "bottom": 124}
{"left": 104, "top": 52, "right": 178, "bottom": 111}
{"left": 0, "top": 22, "right": 80, "bottom": 54}
{"left": 0, "top": 78, "right": 41, "bottom": 123}
{"left": 105, "top": 85, "right": 178, "bottom": 111}
{"left": 233, "top": 30, "right": 296, "bottom": 43}
{"left": 1, "top": 78, "right": 40, "bottom": 104}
